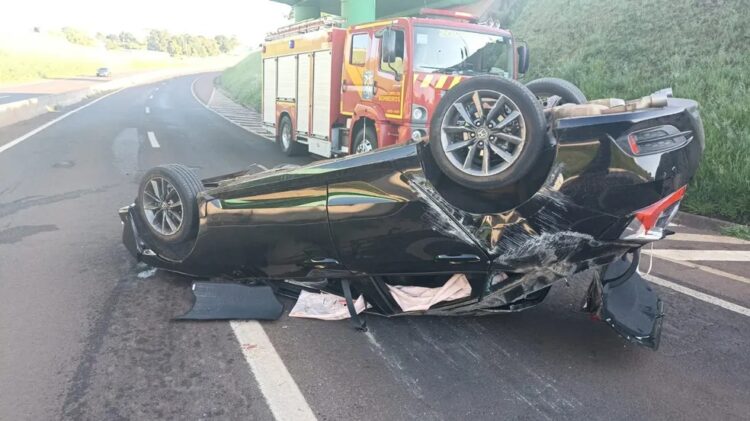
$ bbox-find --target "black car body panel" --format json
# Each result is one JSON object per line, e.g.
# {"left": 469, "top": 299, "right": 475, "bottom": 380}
{"left": 120, "top": 97, "right": 704, "bottom": 349}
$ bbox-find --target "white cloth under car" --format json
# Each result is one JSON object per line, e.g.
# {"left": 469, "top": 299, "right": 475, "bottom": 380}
{"left": 289, "top": 290, "right": 367, "bottom": 320}
{"left": 387, "top": 273, "right": 472, "bottom": 312}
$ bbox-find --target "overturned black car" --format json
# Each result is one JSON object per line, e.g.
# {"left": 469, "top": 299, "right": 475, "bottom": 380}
{"left": 120, "top": 77, "right": 703, "bottom": 349}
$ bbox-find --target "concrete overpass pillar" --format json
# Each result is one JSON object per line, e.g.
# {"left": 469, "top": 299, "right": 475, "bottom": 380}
{"left": 341, "top": 0, "right": 376, "bottom": 25}
{"left": 294, "top": 1, "right": 321, "bottom": 21}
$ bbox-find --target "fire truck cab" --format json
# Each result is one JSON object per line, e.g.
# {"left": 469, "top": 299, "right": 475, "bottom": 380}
{"left": 261, "top": 9, "right": 529, "bottom": 158}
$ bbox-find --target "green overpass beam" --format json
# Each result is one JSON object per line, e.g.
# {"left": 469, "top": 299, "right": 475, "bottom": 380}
{"left": 294, "top": 1, "right": 321, "bottom": 21}
{"left": 342, "top": 0, "right": 376, "bottom": 25}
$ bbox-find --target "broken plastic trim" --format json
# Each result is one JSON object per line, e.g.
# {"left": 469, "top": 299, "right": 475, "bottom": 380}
{"left": 177, "top": 282, "right": 284, "bottom": 321}
{"left": 583, "top": 250, "right": 664, "bottom": 349}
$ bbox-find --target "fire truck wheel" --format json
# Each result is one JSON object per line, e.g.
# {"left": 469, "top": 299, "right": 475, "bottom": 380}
{"left": 525, "top": 77, "right": 587, "bottom": 107}
{"left": 428, "top": 76, "right": 546, "bottom": 191}
{"left": 278, "top": 115, "right": 306, "bottom": 156}
{"left": 353, "top": 125, "right": 377, "bottom": 154}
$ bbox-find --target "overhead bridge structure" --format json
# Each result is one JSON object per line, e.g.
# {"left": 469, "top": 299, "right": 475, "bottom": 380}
{"left": 271, "top": 0, "right": 496, "bottom": 25}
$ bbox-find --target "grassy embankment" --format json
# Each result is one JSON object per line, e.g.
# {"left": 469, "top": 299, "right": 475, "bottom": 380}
{"left": 220, "top": 0, "right": 749, "bottom": 226}
{"left": 218, "top": 50, "right": 262, "bottom": 109}
{"left": 510, "top": 0, "right": 749, "bottom": 225}
{"left": 0, "top": 31, "right": 217, "bottom": 85}
{"left": 0, "top": 51, "right": 175, "bottom": 84}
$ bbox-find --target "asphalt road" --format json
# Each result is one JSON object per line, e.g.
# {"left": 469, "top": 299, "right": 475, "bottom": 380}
{"left": 1, "top": 74, "right": 749, "bottom": 420}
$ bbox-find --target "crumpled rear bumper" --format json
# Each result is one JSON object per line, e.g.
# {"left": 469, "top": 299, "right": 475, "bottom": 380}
{"left": 583, "top": 251, "right": 664, "bottom": 349}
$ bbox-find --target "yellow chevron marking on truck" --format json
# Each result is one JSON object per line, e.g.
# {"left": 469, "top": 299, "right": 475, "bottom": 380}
{"left": 435, "top": 75, "right": 449, "bottom": 89}
{"left": 420, "top": 74, "right": 434, "bottom": 88}
{"left": 448, "top": 76, "right": 463, "bottom": 89}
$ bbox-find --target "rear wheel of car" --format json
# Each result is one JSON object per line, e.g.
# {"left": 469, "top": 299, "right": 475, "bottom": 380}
{"left": 428, "top": 76, "right": 546, "bottom": 191}
{"left": 278, "top": 115, "right": 305, "bottom": 156}
{"left": 525, "top": 77, "right": 587, "bottom": 107}
{"left": 136, "top": 164, "right": 203, "bottom": 244}
{"left": 353, "top": 125, "right": 377, "bottom": 154}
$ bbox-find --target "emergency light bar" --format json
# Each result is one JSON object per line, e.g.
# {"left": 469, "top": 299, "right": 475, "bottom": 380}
{"left": 419, "top": 8, "right": 478, "bottom": 23}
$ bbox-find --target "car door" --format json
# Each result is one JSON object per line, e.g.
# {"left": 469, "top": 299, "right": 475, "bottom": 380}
{"left": 202, "top": 173, "right": 346, "bottom": 279}
{"left": 327, "top": 155, "right": 491, "bottom": 276}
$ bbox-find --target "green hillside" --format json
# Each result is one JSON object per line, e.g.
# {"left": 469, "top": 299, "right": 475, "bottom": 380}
{"left": 218, "top": 50, "right": 262, "bottom": 110}
{"left": 509, "top": 0, "right": 749, "bottom": 223}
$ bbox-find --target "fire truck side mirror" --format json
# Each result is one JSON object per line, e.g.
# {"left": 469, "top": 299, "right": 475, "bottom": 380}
{"left": 382, "top": 29, "right": 398, "bottom": 64}
{"left": 517, "top": 44, "right": 530, "bottom": 75}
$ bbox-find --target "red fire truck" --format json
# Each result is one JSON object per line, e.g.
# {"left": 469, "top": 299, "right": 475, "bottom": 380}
{"left": 261, "top": 8, "right": 529, "bottom": 157}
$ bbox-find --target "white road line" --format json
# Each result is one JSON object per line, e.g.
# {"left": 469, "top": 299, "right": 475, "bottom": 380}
{"left": 146, "top": 131, "right": 160, "bottom": 148}
{"left": 644, "top": 273, "right": 750, "bottom": 317}
{"left": 667, "top": 232, "right": 750, "bottom": 245}
{"left": 0, "top": 95, "right": 9, "bottom": 99}
{"left": 645, "top": 249, "right": 750, "bottom": 262}
{"left": 148, "top": 94, "right": 153, "bottom": 100}
{"left": 644, "top": 253, "right": 750, "bottom": 285}
{"left": 0, "top": 89, "right": 123, "bottom": 155}
{"left": 145, "top": 106, "right": 150, "bottom": 114}
{"left": 230, "top": 321, "right": 317, "bottom": 421}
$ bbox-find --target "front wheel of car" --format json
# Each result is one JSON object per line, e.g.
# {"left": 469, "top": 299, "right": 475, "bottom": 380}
{"left": 428, "top": 76, "right": 547, "bottom": 191}
{"left": 278, "top": 115, "right": 305, "bottom": 156}
{"left": 136, "top": 164, "right": 203, "bottom": 244}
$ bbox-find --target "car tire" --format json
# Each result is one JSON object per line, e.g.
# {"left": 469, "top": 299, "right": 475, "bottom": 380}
{"left": 428, "top": 76, "right": 546, "bottom": 191}
{"left": 278, "top": 115, "right": 305, "bottom": 156}
{"left": 136, "top": 164, "right": 203, "bottom": 244}
{"left": 525, "top": 77, "right": 587, "bottom": 107}
{"left": 352, "top": 125, "right": 377, "bottom": 154}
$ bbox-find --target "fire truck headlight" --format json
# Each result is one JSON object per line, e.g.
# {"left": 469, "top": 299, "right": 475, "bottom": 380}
{"left": 411, "top": 105, "right": 427, "bottom": 123}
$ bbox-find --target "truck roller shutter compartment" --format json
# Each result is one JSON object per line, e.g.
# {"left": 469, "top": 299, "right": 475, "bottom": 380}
{"left": 262, "top": 58, "right": 277, "bottom": 125}
{"left": 297, "top": 54, "right": 311, "bottom": 135}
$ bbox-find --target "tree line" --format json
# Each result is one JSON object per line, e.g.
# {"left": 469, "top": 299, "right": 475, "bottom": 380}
{"left": 60, "top": 27, "right": 239, "bottom": 57}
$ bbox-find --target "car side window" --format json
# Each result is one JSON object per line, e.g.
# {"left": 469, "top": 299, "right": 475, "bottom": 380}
{"left": 379, "top": 29, "right": 405, "bottom": 74}
{"left": 350, "top": 33, "right": 369, "bottom": 66}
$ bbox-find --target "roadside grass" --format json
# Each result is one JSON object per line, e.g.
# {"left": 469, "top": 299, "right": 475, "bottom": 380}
{"left": 218, "top": 51, "right": 262, "bottom": 110}
{"left": 720, "top": 224, "right": 750, "bottom": 241}
{"left": 511, "top": 0, "right": 750, "bottom": 224}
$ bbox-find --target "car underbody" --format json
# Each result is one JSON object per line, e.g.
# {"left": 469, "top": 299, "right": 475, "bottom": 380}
{"left": 120, "top": 79, "right": 703, "bottom": 350}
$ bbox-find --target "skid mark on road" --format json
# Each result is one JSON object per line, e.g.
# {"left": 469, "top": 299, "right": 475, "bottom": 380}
{"left": 0, "top": 224, "right": 58, "bottom": 244}
{"left": 61, "top": 274, "right": 129, "bottom": 419}
{"left": 0, "top": 185, "right": 113, "bottom": 219}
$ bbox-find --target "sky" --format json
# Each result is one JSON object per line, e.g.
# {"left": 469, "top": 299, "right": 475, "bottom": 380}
{"left": 3, "top": 0, "right": 293, "bottom": 45}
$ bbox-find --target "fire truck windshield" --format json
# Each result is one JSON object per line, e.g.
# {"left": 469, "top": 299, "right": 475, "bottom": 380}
{"left": 413, "top": 26, "right": 513, "bottom": 78}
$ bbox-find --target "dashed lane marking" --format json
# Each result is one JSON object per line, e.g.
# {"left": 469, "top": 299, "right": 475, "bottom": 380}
{"left": 149, "top": 94, "right": 153, "bottom": 99}
{"left": 145, "top": 106, "right": 150, "bottom": 114}
{"left": 0, "top": 89, "right": 123, "bottom": 155}
{"left": 146, "top": 131, "right": 160, "bottom": 148}
{"left": 230, "top": 321, "right": 317, "bottom": 421}
{"left": 646, "top": 249, "right": 750, "bottom": 262}
{"left": 644, "top": 273, "right": 750, "bottom": 317}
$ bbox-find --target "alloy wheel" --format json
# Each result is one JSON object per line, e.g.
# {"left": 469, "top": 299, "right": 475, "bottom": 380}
{"left": 142, "top": 177, "right": 184, "bottom": 236}
{"left": 440, "top": 89, "right": 527, "bottom": 177}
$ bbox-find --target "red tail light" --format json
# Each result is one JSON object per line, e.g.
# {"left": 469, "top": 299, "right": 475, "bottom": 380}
{"left": 621, "top": 186, "right": 686, "bottom": 241}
